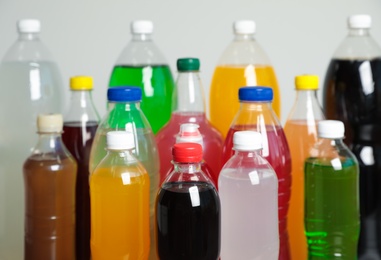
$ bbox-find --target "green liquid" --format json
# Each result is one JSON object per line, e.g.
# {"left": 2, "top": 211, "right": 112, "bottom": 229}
{"left": 304, "top": 158, "right": 360, "bottom": 259}
{"left": 109, "top": 64, "right": 175, "bottom": 134}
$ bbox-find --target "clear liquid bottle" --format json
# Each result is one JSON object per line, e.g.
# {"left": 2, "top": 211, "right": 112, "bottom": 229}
{"left": 109, "top": 20, "right": 175, "bottom": 134}
{"left": 156, "top": 58, "right": 223, "bottom": 186}
{"left": 89, "top": 86, "right": 159, "bottom": 260}
{"left": 62, "top": 76, "right": 100, "bottom": 260}
{"left": 209, "top": 20, "right": 281, "bottom": 138}
{"left": 222, "top": 86, "right": 291, "bottom": 260}
{"left": 0, "top": 19, "right": 65, "bottom": 259}
{"left": 156, "top": 142, "right": 221, "bottom": 260}
{"left": 90, "top": 131, "right": 150, "bottom": 259}
{"left": 305, "top": 120, "right": 360, "bottom": 259}
{"left": 23, "top": 114, "right": 77, "bottom": 260}
{"left": 284, "top": 75, "right": 325, "bottom": 260}
{"left": 219, "top": 131, "right": 279, "bottom": 259}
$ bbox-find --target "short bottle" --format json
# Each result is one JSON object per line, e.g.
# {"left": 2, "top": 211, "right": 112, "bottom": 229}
{"left": 90, "top": 131, "right": 150, "bottom": 259}
{"left": 305, "top": 120, "right": 360, "bottom": 258}
{"left": 23, "top": 114, "right": 77, "bottom": 260}
{"left": 62, "top": 76, "right": 100, "bottom": 260}
{"left": 219, "top": 131, "right": 279, "bottom": 259}
{"left": 156, "top": 143, "right": 221, "bottom": 260}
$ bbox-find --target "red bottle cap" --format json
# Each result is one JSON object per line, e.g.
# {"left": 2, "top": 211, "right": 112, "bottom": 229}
{"left": 172, "top": 143, "right": 203, "bottom": 163}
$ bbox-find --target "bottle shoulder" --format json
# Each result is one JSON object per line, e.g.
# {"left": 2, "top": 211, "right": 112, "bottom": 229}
{"left": 2, "top": 39, "right": 56, "bottom": 62}
{"left": 115, "top": 41, "right": 169, "bottom": 65}
{"left": 333, "top": 35, "right": 381, "bottom": 60}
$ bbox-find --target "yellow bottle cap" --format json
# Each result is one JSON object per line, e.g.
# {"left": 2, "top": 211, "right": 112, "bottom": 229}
{"left": 295, "top": 75, "right": 319, "bottom": 90}
{"left": 70, "top": 76, "right": 93, "bottom": 90}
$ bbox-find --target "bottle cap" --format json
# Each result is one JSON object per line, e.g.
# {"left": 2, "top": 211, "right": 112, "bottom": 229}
{"left": 239, "top": 86, "right": 273, "bottom": 101}
{"left": 318, "top": 120, "right": 345, "bottom": 139}
{"left": 177, "top": 58, "right": 200, "bottom": 71}
{"left": 106, "top": 131, "right": 135, "bottom": 150}
{"left": 37, "top": 114, "right": 63, "bottom": 133}
{"left": 172, "top": 143, "right": 203, "bottom": 163}
{"left": 233, "top": 131, "right": 262, "bottom": 150}
{"left": 70, "top": 76, "right": 93, "bottom": 90}
{"left": 131, "top": 20, "right": 153, "bottom": 34}
{"left": 295, "top": 75, "right": 319, "bottom": 90}
{"left": 17, "top": 19, "right": 41, "bottom": 33}
{"left": 233, "top": 20, "right": 256, "bottom": 34}
{"left": 107, "top": 87, "right": 142, "bottom": 102}
{"left": 176, "top": 123, "right": 203, "bottom": 146}
{"left": 348, "top": 14, "right": 371, "bottom": 29}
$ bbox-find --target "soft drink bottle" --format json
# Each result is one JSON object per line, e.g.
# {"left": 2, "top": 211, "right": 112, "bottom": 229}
{"left": 109, "top": 20, "right": 175, "bottom": 134}
{"left": 156, "top": 57, "right": 223, "bottom": 185}
{"left": 156, "top": 143, "right": 221, "bottom": 260}
{"left": 209, "top": 20, "right": 281, "bottom": 138}
{"left": 90, "top": 131, "right": 150, "bottom": 259}
{"left": 305, "top": 120, "right": 360, "bottom": 258}
{"left": 62, "top": 76, "right": 100, "bottom": 260}
{"left": 219, "top": 131, "right": 279, "bottom": 259}
{"left": 222, "top": 86, "right": 291, "bottom": 260}
{"left": 23, "top": 114, "right": 77, "bottom": 260}
{"left": 89, "top": 86, "right": 159, "bottom": 259}
{"left": 0, "top": 19, "right": 65, "bottom": 258}
{"left": 284, "top": 75, "right": 325, "bottom": 260}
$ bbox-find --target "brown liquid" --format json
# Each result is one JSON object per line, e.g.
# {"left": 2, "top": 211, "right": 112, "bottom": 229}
{"left": 23, "top": 155, "right": 77, "bottom": 260}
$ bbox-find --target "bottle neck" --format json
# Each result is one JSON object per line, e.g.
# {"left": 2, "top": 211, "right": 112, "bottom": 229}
{"left": 240, "top": 101, "right": 273, "bottom": 112}
{"left": 107, "top": 101, "right": 141, "bottom": 111}
{"left": 234, "top": 33, "right": 255, "bottom": 41}
{"left": 348, "top": 28, "right": 370, "bottom": 37}
{"left": 132, "top": 33, "right": 153, "bottom": 42}
{"left": 233, "top": 149, "right": 261, "bottom": 157}
{"left": 173, "top": 161, "right": 202, "bottom": 174}
{"left": 65, "top": 90, "right": 99, "bottom": 122}
{"left": 18, "top": 32, "right": 40, "bottom": 41}
{"left": 288, "top": 89, "right": 324, "bottom": 121}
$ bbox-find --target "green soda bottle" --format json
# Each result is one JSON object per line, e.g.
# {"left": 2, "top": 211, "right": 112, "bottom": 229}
{"left": 305, "top": 120, "right": 360, "bottom": 259}
{"left": 109, "top": 20, "right": 175, "bottom": 134}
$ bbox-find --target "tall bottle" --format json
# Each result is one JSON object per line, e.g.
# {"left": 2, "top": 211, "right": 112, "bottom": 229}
{"left": 156, "top": 143, "right": 221, "bottom": 260}
{"left": 89, "top": 86, "right": 159, "bottom": 259}
{"left": 222, "top": 86, "right": 291, "bottom": 260}
{"left": 156, "top": 58, "right": 223, "bottom": 185}
{"left": 0, "top": 19, "right": 65, "bottom": 259}
{"left": 62, "top": 76, "right": 100, "bottom": 260}
{"left": 305, "top": 120, "right": 360, "bottom": 258}
{"left": 322, "top": 14, "right": 381, "bottom": 259}
{"left": 90, "top": 131, "right": 150, "bottom": 259}
{"left": 209, "top": 20, "right": 281, "bottom": 138}
{"left": 219, "top": 131, "right": 279, "bottom": 259}
{"left": 23, "top": 114, "right": 77, "bottom": 260}
{"left": 109, "top": 20, "right": 176, "bottom": 134}
{"left": 284, "top": 75, "right": 325, "bottom": 260}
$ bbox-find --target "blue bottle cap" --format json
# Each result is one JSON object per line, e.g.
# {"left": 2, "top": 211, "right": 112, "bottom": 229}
{"left": 107, "top": 86, "right": 142, "bottom": 102}
{"left": 238, "top": 86, "right": 273, "bottom": 101}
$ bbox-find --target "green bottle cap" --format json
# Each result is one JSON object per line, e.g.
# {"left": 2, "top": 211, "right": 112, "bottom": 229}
{"left": 177, "top": 58, "right": 200, "bottom": 71}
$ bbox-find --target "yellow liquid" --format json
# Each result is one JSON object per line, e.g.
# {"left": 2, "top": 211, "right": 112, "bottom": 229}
{"left": 284, "top": 120, "right": 319, "bottom": 260}
{"left": 209, "top": 65, "right": 281, "bottom": 138}
{"left": 90, "top": 166, "right": 150, "bottom": 260}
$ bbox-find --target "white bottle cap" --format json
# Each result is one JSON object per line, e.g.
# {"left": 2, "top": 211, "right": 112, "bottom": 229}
{"left": 176, "top": 123, "right": 203, "bottom": 147}
{"left": 17, "top": 19, "right": 41, "bottom": 33}
{"left": 106, "top": 131, "right": 135, "bottom": 150}
{"left": 233, "top": 131, "right": 262, "bottom": 151}
{"left": 37, "top": 114, "right": 63, "bottom": 133}
{"left": 348, "top": 14, "right": 371, "bottom": 29}
{"left": 317, "top": 120, "right": 345, "bottom": 139}
{"left": 233, "top": 20, "right": 256, "bottom": 34}
{"left": 131, "top": 20, "right": 153, "bottom": 34}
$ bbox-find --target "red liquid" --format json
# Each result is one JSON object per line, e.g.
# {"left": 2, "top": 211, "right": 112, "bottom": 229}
{"left": 62, "top": 121, "right": 98, "bottom": 260}
{"left": 223, "top": 125, "right": 292, "bottom": 260}
{"left": 156, "top": 112, "right": 224, "bottom": 187}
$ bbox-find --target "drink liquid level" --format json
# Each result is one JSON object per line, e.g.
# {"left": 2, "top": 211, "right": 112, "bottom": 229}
{"left": 109, "top": 65, "right": 175, "bottom": 134}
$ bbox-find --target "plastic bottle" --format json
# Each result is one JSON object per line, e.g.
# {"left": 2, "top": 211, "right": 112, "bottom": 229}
{"left": 156, "top": 57, "right": 223, "bottom": 186}
{"left": 109, "top": 20, "right": 175, "bottom": 134}
{"left": 89, "top": 86, "right": 159, "bottom": 259}
{"left": 219, "top": 131, "right": 279, "bottom": 259}
{"left": 222, "top": 86, "right": 291, "bottom": 260}
{"left": 305, "top": 120, "right": 360, "bottom": 258}
{"left": 61, "top": 76, "right": 100, "bottom": 260}
{"left": 0, "top": 19, "right": 65, "bottom": 259}
{"left": 156, "top": 143, "right": 220, "bottom": 260}
{"left": 322, "top": 14, "right": 381, "bottom": 259}
{"left": 23, "top": 114, "right": 77, "bottom": 260}
{"left": 90, "top": 131, "right": 150, "bottom": 259}
{"left": 284, "top": 75, "right": 325, "bottom": 260}
{"left": 209, "top": 20, "right": 281, "bottom": 138}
